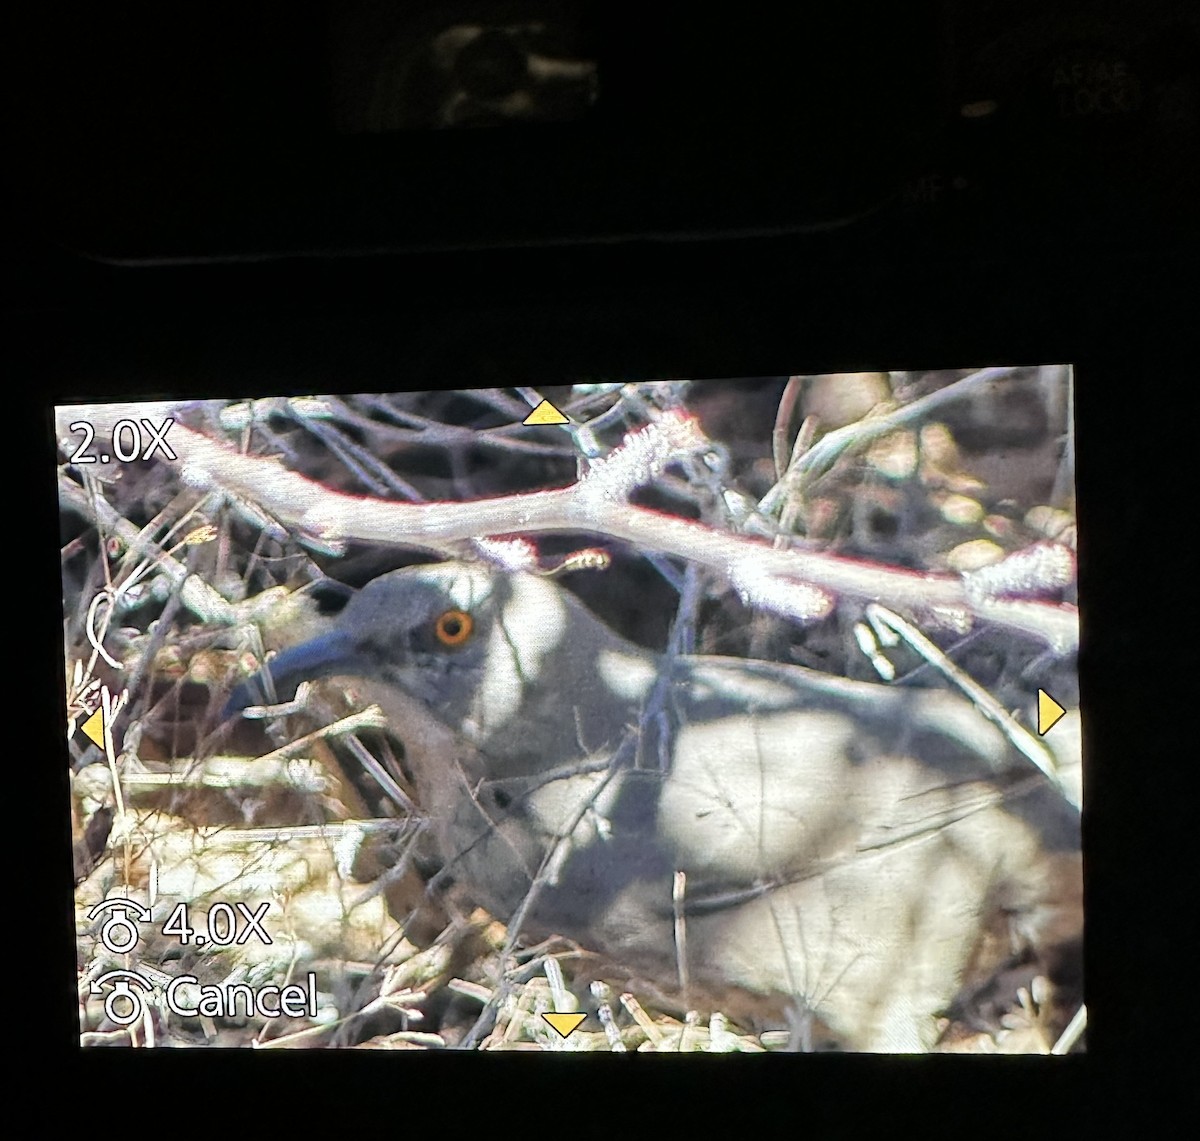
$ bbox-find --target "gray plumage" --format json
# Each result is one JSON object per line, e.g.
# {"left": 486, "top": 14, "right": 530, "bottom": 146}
{"left": 228, "top": 560, "right": 1082, "bottom": 1051}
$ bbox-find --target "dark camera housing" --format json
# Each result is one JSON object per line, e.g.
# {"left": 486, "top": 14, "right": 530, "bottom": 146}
{"left": 12, "top": 1, "right": 1197, "bottom": 265}
{"left": 13, "top": 2, "right": 1198, "bottom": 1135}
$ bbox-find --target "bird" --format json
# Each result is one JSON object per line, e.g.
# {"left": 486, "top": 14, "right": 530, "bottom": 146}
{"left": 225, "top": 559, "right": 1083, "bottom": 1052}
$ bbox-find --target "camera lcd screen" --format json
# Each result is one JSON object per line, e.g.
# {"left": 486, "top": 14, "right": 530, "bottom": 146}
{"left": 57, "top": 369, "right": 1082, "bottom": 1053}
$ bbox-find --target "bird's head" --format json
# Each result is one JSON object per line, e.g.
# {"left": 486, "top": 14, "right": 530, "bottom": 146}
{"left": 224, "top": 561, "right": 603, "bottom": 745}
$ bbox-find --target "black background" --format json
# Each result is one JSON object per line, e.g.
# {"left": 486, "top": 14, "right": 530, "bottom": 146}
{"left": 9, "top": 1, "right": 1195, "bottom": 1132}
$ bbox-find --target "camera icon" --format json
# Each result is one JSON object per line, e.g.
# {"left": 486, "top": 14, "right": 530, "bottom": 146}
{"left": 89, "top": 969, "right": 157, "bottom": 1026}
{"left": 86, "top": 897, "right": 151, "bottom": 954}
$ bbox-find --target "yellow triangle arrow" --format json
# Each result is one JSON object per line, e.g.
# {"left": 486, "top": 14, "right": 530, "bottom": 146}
{"left": 80, "top": 707, "right": 106, "bottom": 750}
{"left": 542, "top": 1012, "right": 586, "bottom": 1039}
{"left": 523, "top": 400, "right": 570, "bottom": 426}
{"left": 1037, "top": 690, "right": 1066, "bottom": 735}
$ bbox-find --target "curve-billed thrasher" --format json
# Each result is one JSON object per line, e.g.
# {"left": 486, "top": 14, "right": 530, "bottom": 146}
{"left": 227, "top": 560, "right": 1083, "bottom": 1051}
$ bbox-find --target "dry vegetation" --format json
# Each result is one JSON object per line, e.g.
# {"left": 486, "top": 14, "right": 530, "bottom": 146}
{"left": 60, "top": 368, "right": 1081, "bottom": 1051}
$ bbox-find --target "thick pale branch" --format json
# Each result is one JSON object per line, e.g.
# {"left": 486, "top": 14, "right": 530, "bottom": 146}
{"left": 56, "top": 402, "right": 1078, "bottom": 651}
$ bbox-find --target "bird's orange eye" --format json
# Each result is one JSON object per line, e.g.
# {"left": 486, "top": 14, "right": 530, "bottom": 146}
{"left": 435, "top": 609, "right": 474, "bottom": 646}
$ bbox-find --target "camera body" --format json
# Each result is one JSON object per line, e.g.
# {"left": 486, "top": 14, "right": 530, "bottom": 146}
{"left": 14, "top": 1, "right": 1197, "bottom": 265}
{"left": 15, "top": 3, "right": 1198, "bottom": 1129}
